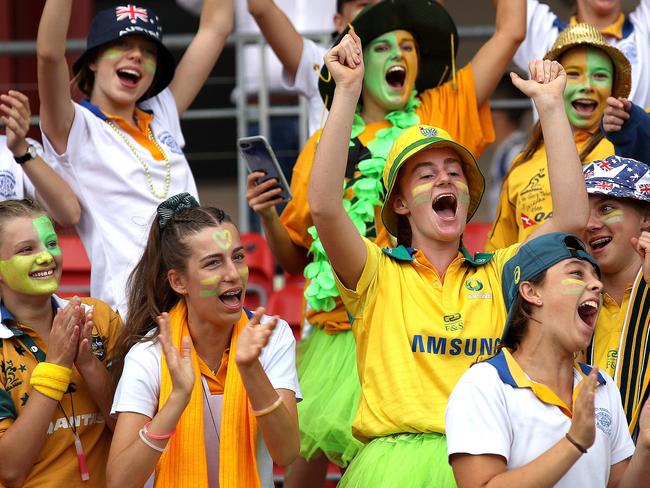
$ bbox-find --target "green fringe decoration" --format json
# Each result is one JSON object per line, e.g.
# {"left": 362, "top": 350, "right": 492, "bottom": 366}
{"left": 304, "top": 91, "right": 421, "bottom": 312}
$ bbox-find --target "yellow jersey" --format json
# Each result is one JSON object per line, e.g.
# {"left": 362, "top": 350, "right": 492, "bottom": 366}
{"left": 336, "top": 237, "right": 519, "bottom": 440}
{"left": 0, "top": 296, "right": 121, "bottom": 487}
{"left": 282, "top": 64, "right": 495, "bottom": 332}
{"left": 485, "top": 134, "right": 614, "bottom": 250}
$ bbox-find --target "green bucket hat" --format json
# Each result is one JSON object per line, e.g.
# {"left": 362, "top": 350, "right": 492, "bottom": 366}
{"left": 318, "top": 0, "right": 458, "bottom": 110}
{"left": 381, "top": 125, "right": 485, "bottom": 237}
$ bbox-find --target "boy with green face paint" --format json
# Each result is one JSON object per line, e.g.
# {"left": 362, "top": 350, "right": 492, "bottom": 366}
{"left": 486, "top": 23, "right": 632, "bottom": 251}
{"left": 245, "top": 0, "right": 527, "bottom": 479}
{"left": 0, "top": 199, "right": 123, "bottom": 486}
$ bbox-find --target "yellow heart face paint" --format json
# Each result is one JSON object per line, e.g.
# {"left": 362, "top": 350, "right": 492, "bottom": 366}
{"left": 212, "top": 229, "right": 233, "bottom": 250}
{"left": 602, "top": 209, "right": 624, "bottom": 225}
{"left": 561, "top": 278, "right": 587, "bottom": 295}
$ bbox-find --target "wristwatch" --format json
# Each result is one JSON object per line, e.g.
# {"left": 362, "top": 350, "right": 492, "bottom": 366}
{"left": 14, "top": 144, "right": 37, "bottom": 165}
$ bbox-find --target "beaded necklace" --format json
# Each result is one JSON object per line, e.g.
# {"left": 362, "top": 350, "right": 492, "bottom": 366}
{"left": 105, "top": 120, "right": 172, "bottom": 199}
{"left": 303, "top": 91, "right": 421, "bottom": 312}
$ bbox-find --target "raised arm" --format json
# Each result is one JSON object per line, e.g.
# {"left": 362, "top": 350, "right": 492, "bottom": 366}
{"left": 36, "top": 0, "right": 76, "bottom": 155}
{"left": 1, "top": 90, "right": 80, "bottom": 226}
{"left": 308, "top": 30, "right": 367, "bottom": 291}
{"left": 170, "top": 0, "right": 234, "bottom": 115}
{"left": 470, "top": 0, "right": 526, "bottom": 107}
{"left": 247, "top": 0, "right": 304, "bottom": 82}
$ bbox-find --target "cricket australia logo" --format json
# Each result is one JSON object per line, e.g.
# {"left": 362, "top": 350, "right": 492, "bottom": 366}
{"left": 595, "top": 408, "right": 612, "bottom": 436}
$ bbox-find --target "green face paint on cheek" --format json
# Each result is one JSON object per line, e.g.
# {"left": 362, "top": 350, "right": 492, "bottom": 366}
{"left": 453, "top": 181, "right": 470, "bottom": 206}
{"left": 32, "top": 216, "right": 61, "bottom": 256}
{"left": 102, "top": 48, "right": 123, "bottom": 61}
{"left": 561, "top": 278, "right": 587, "bottom": 295}
{"left": 602, "top": 209, "right": 624, "bottom": 225}
{"left": 143, "top": 57, "right": 156, "bottom": 75}
{"left": 412, "top": 182, "right": 433, "bottom": 206}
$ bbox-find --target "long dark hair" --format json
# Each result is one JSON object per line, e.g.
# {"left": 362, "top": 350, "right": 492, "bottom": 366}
{"left": 109, "top": 205, "right": 232, "bottom": 380}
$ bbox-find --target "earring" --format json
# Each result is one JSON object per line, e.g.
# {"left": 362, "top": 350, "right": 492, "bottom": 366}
{"left": 537, "top": 299, "right": 543, "bottom": 305}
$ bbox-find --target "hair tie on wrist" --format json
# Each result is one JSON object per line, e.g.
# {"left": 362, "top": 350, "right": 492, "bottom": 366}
{"left": 157, "top": 192, "right": 199, "bottom": 229}
{"left": 251, "top": 396, "right": 284, "bottom": 417}
{"left": 565, "top": 432, "right": 588, "bottom": 454}
{"left": 143, "top": 421, "right": 176, "bottom": 440}
{"left": 139, "top": 428, "right": 166, "bottom": 453}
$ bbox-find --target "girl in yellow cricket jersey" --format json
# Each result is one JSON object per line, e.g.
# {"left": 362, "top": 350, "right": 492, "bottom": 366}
{"left": 0, "top": 199, "right": 121, "bottom": 487}
{"left": 307, "top": 28, "right": 591, "bottom": 486}
{"left": 247, "top": 0, "right": 525, "bottom": 483}
{"left": 580, "top": 156, "right": 650, "bottom": 439}
{"left": 486, "top": 23, "right": 631, "bottom": 250}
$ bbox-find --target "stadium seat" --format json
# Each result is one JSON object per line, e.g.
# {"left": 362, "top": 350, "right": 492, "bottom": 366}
{"left": 267, "top": 284, "right": 304, "bottom": 339}
{"left": 241, "top": 232, "right": 276, "bottom": 308}
{"left": 58, "top": 234, "right": 91, "bottom": 297}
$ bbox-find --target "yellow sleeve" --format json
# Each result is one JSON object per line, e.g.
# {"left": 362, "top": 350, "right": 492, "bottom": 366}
{"left": 485, "top": 171, "right": 520, "bottom": 251}
{"left": 416, "top": 64, "right": 495, "bottom": 158}
{"left": 280, "top": 130, "right": 322, "bottom": 250}
{"left": 333, "top": 237, "right": 383, "bottom": 320}
{"left": 81, "top": 297, "right": 124, "bottom": 361}
{"left": 490, "top": 243, "right": 522, "bottom": 284}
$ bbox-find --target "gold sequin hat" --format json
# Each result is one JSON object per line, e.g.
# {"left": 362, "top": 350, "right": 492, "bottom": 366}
{"left": 543, "top": 23, "right": 631, "bottom": 99}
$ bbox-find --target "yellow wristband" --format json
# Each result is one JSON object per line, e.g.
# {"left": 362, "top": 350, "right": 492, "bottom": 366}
{"left": 30, "top": 362, "right": 72, "bottom": 401}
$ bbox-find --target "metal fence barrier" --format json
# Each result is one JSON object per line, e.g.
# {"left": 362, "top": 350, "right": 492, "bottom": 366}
{"left": 0, "top": 25, "right": 530, "bottom": 231}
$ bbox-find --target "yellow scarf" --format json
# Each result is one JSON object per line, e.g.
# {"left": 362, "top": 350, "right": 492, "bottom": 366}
{"left": 155, "top": 300, "right": 260, "bottom": 487}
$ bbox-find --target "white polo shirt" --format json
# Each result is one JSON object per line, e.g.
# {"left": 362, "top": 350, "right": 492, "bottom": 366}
{"left": 281, "top": 37, "right": 328, "bottom": 136}
{"left": 0, "top": 136, "right": 37, "bottom": 200}
{"left": 514, "top": 0, "right": 650, "bottom": 109}
{"left": 42, "top": 88, "right": 199, "bottom": 317}
{"left": 446, "top": 350, "right": 635, "bottom": 487}
{"left": 111, "top": 315, "right": 302, "bottom": 488}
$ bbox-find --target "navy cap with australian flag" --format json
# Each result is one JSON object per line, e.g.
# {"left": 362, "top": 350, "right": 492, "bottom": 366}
{"left": 73, "top": 4, "right": 176, "bottom": 99}
{"left": 501, "top": 232, "right": 600, "bottom": 346}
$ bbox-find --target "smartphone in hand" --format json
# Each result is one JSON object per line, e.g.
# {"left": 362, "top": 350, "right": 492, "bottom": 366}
{"left": 238, "top": 135, "right": 292, "bottom": 203}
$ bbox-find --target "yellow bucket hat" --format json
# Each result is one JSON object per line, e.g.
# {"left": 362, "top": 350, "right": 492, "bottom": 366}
{"left": 381, "top": 125, "right": 485, "bottom": 237}
{"left": 544, "top": 23, "right": 631, "bottom": 99}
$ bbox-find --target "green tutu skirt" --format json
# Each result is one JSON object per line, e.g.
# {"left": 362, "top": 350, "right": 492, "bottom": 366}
{"left": 339, "top": 433, "right": 456, "bottom": 487}
{"left": 297, "top": 327, "right": 363, "bottom": 467}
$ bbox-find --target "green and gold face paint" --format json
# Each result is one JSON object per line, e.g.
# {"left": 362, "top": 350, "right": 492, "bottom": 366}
{"left": 561, "top": 278, "right": 587, "bottom": 295}
{"left": 363, "top": 30, "right": 418, "bottom": 112}
{"left": 602, "top": 209, "right": 624, "bottom": 225}
{"left": 561, "top": 46, "right": 613, "bottom": 130}
{"left": 454, "top": 181, "right": 471, "bottom": 207}
{"left": 412, "top": 182, "right": 433, "bottom": 206}
{"left": 0, "top": 216, "right": 60, "bottom": 295}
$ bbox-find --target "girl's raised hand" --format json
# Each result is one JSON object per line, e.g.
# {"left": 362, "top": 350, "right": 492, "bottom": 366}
{"left": 236, "top": 307, "right": 277, "bottom": 367}
{"left": 568, "top": 366, "right": 598, "bottom": 452}
{"left": 511, "top": 59, "right": 566, "bottom": 100}
{"left": 157, "top": 313, "right": 195, "bottom": 400}
{"left": 324, "top": 28, "right": 364, "bottom": 91}
{"left": 0, "top": 90, "right": 32, "bottom": 157}
{"left": 632, "top": 231, "right": 650, "bottom": 284}
{"left": 46, "top": 297, "right": 83, "bottom": 368}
